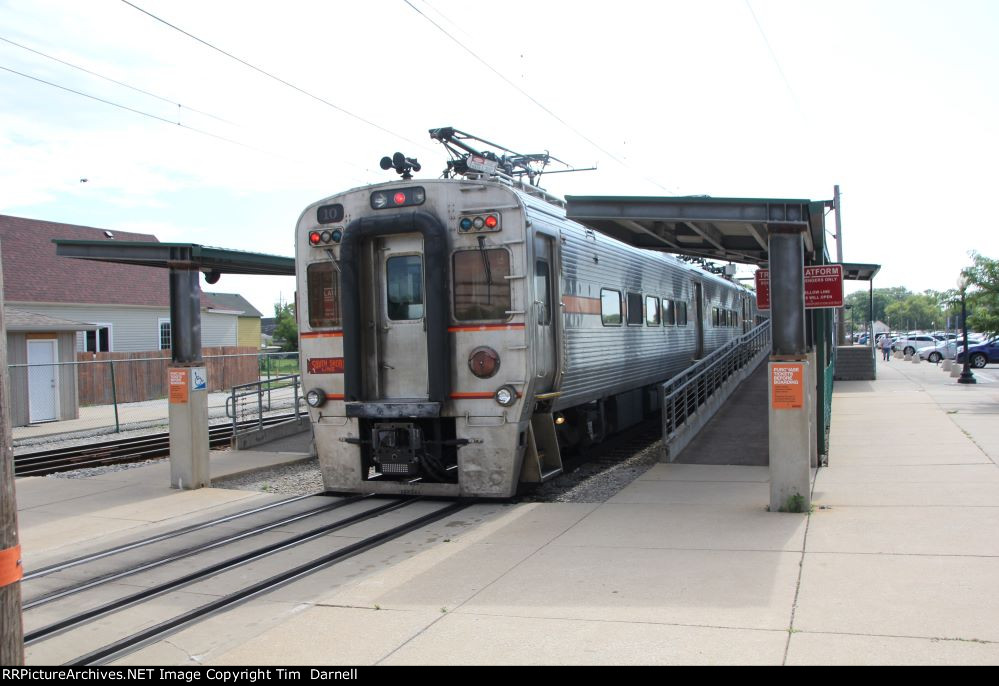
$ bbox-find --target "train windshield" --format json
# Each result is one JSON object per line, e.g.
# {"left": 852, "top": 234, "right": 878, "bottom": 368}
{"left": 386, "top": 255, "right": 424, "bottom": 320}
{"left": 307, "top": 262, "right": 341, "bottom": 328}
{"left": 453, "top": 249, "right": 511, "bottom": 321}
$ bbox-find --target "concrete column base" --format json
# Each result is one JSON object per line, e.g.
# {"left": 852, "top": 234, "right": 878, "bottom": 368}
{"left": 168, "top": 366, "right": 210, "bottom": 490}
{"left": 768, "top": 360, "right": 812, "bottom": 513}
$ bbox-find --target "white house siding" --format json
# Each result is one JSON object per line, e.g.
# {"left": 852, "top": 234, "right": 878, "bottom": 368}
{"left": 201, "top": 312, "right": 239, "bottom": 348}
{"left": 8, "top": 304, "right": 239, "bottom": 352}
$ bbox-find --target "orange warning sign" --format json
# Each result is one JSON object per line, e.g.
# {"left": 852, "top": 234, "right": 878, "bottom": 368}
{"left": 771, "top": 363, "right": 804, "bottom": 409}
{"left": 169, "top": 368, "right": 189, "bottom": 404}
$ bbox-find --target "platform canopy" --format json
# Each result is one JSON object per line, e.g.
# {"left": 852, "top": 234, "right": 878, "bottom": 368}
{"left": 565, "top": 195, "right": 830, "bottom": 266}
{"left": 839, "top": 262, "right": 881, "bottom": 281}
{"left": 52, "top": 240, "right": 294, "bottom": 276}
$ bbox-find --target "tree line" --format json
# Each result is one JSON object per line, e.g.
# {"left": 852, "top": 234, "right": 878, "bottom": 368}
{"left": 845, "top": 252, "right": 998, "bottom": 337}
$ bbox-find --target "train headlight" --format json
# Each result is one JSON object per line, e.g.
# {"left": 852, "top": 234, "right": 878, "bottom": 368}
{"left": 306, "top": 388, "right": 327, "bottom": 408}
{"left": 468, "top": 346, "right": 500, "bottom": 378}
{"left": 494, "top": 385, "right": 517, "bottom": 407}
{"left": 330, "top": 228, "right": 343, "bottom": 243}
{"left": 309, "top": 231, "right": 322, "bottom": 246}
{"left": 371, "top": 192, "right": 389, "bottom": 209}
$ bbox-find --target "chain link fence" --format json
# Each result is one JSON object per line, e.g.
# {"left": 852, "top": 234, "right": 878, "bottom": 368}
{"left": 8, "top": 349, "right": 301, "bottom": 450}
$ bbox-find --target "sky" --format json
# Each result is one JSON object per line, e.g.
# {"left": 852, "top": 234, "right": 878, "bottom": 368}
{"left": 1, "top": 0, "right": 997, "bottom": 315}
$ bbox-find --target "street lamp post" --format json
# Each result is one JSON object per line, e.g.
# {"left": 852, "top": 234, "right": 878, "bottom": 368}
{"left": 957, "top": 275, "right": 976, "bottom": 385}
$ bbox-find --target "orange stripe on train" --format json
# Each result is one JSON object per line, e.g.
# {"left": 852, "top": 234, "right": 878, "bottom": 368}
{"left": 448, "top": 323, "right": 526, "bottom": 332}
{"left": 562, "top": 295, "right": 601, "bottom": 315}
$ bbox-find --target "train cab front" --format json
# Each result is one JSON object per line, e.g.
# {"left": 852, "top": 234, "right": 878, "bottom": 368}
{"left": 297, "top": 180, "right": 532, "bottom": 499}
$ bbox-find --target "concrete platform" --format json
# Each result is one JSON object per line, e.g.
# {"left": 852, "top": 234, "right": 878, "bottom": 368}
{"left": 11, "top": 356, "right": 999, "bottom": 665}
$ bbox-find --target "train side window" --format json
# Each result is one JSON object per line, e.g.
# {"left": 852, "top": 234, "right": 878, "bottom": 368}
{"left": 712, "top": 307, "right": 719, "bottom": 327}
{"left": 307, "top": 261, "right": 341, "bottom": 328}
{"left": 453, "top": 248, "right": 512, "bottom": 321}
{"left": 626, "top": 292, "right": 643, "bottom": 326}
{"left": 663, "top": 299, "right": 676, "bottom": 326}
{"left": 677, "top": 302, "right": 688, "bottom": 326}
{"left": 535, "top": 260, "right": 552, "bottom": 325}
{"left": 600, "top": 289, "right": 622, "bottom": 326}
{"left": 386, "top": 255, "right": 424, "bottom": 320}
{"left": 645, "top": 296, "right": 660, "bottom": 326}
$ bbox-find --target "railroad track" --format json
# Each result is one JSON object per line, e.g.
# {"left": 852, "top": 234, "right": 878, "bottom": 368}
{"left": 14, "top": 413, "right": 301, "bottom": 477}
{"left": 20, "top": 492, "right": 469, "bottom": 665}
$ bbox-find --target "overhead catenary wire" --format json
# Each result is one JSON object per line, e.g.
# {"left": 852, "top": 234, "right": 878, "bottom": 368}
{"left": 0, "top": 34, "right": 235, "bottom": 125}
{"left": 743, "top": 0, "right": 806, "bottom": 120}
{"left": 0, "top": 63, "right": 372, "bottom": 180}
{"left": 403, "top": 0, "right": 677, "bottom": 194}
{"left": 119, "top": 0, "right": 431, "bottom": 154}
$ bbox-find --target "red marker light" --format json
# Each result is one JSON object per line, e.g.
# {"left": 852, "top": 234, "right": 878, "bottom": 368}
{"left": 309, "top": 231, "right": 322, "bottom": 245}
{"left": 484, "top": 215, "right": 498, "bottom": 229}
{"left": 393, "top": 192, "right": 407, "bottom": 205}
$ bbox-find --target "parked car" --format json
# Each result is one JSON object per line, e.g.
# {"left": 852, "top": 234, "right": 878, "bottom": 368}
{"left": 956, "top": 338, "right": 999, "bottom": 368}
{"left": 917, "top": 340, "right": 958, "bottom": 363}
{"left": 892, "top": 334, "right": 944, "bottom": 356}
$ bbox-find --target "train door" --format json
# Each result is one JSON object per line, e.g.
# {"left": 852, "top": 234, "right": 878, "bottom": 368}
{"left": 376, "top": 234, "right": 428, "bottom": 399}
{"left": 533, "top": 234, "right": 556, "bottom": 391}
{"left": 693, "top": 281, "right": 704, "bottom": 359}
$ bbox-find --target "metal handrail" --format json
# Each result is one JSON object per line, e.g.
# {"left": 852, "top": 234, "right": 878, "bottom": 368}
{"left": 662, "top": 321, "right": 771, "bottom": 441}
{"left": 228, "top": 373, "right": 302, "bottom": 436}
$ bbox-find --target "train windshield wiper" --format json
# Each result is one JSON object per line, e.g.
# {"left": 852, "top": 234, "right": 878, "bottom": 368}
{"left": 477, "top": 235, "right": 492, "bottom": 303}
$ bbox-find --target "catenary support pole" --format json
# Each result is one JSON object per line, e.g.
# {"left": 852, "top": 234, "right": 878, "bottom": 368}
{"left": 834, "top": 185, "right": 847, "bottom": 345}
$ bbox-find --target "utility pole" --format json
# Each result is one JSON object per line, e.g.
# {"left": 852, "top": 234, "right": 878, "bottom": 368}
{"left": 0, "top": 241, "right": 24, "bottom": 664}
{"left": 834, "top": 185, "right": 847, "bottom": 345}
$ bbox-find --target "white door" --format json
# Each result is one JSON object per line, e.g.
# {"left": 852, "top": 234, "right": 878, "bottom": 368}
{"left": 27, "top": 339, "right": 58, "bottom": 423}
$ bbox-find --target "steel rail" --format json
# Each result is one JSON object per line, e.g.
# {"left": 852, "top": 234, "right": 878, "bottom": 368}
{"left": 24, "top": 494, "right": 373, "bottom": 609}
{"left": 23, "top": 491, "right": 332, "bottom": 581}
{"left": 67, "top": 500, "right": 469, "bottom": 665}
{"left": 29, "top": 497, "right": 419, "bottom": 646}
{"left": 14, "top": 413, "right": 300, "bottom": 476}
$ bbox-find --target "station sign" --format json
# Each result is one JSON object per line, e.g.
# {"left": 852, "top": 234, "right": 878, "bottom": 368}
{"left": 755, "top": 264, "right": 843, "bottom": 310}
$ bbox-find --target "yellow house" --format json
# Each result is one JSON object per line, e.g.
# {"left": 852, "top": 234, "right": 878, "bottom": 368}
{"left": 205, "top": 292, "right": 263, "bottom": 348}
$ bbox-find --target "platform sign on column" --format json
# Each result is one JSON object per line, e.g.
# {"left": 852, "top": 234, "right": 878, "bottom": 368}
{"left": 771, "top": 363, "right": 805, "bottom": 409}
{"left": 190, "top": 367, "right": 207, "bottom": 391}
{"left": 168, "top": 368, "right": 189, "bottom": 404}
{"left": 755, "top": 265, "right": 844, "bottom": 310}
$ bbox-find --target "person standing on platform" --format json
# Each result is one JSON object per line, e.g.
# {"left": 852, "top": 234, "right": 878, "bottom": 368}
{"left": 881, "top": 334, "right": 892, "bottom": 361}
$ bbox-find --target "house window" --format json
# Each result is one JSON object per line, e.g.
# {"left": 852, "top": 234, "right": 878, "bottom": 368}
{"left": 85, "top": 325, "right": 111, "bottom": 352}
{"left": 159, "top": 319, "right": 172, "bottom": 350}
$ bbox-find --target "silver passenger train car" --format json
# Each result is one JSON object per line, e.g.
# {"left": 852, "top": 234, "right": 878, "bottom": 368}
{"left": 295, "top": 138, "right": 754, "bottom": 498}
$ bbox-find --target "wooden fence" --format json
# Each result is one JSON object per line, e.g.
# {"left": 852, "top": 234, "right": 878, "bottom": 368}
{"left": 76, "top": 347, "right": 261, "bottom": 406}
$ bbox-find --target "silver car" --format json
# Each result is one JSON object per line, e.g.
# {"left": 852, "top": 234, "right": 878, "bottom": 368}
{"left": 917, "top": 340, "right": 958, "bottom": 363}
{"left": 893, "top": 334, "right": 944, "bottom": 356}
